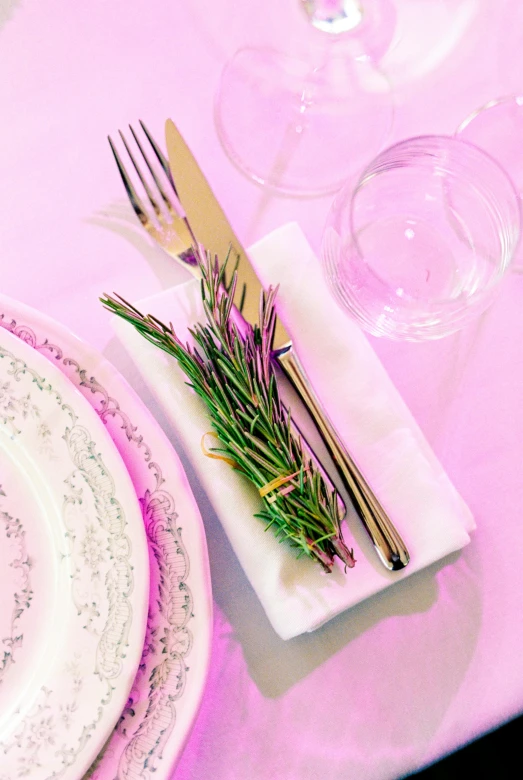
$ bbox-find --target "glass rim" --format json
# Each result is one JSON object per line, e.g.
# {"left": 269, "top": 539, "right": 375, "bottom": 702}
{"left": 456, "top": 94, "right": 523, "bottom": 136}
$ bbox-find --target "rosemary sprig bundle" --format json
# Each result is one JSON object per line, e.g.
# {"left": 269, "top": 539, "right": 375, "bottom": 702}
{"left": 101, "top": 254, "right": 355, "bottom": 573}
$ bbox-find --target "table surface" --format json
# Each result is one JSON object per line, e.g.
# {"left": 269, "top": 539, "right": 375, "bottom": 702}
{"left": 2, "top": 1, "right": 523, "bottom": 778}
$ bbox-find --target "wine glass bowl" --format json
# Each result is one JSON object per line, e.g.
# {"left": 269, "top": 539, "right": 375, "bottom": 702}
{"left": 321, "top": 135, "right": 521, "bottom": 340}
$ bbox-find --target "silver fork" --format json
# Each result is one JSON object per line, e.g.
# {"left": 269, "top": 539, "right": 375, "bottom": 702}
{"left": 108, "top": 122, "right": 201, "bottom": 273}
{"left": 108, "top": 121, "right": 349, "bottom": 526}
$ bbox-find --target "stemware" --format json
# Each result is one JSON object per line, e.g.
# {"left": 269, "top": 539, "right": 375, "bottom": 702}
{"left": 214, "top": 1, "right": 395, "bottom": 196}
{"left": 321, "top": 135, "right": 521, "bottom": 340}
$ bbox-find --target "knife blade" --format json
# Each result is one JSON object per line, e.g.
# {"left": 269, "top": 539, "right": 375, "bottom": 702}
{"left": 165, "top": 118, "right": 410, "bottom": 571}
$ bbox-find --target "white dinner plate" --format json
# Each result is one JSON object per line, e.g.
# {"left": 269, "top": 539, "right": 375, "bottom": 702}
{"left": 0, "top": 325, "right": 149, "bottom": 780}
{"left": 0, "top": 294, "right": 213, "bottom": 779}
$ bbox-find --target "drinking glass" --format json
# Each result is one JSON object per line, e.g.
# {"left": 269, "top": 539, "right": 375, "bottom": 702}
{"left": 456, "top": 95, "right": 523, "bottom": 271}
{"left": 214, "top": 1, "right": 395, "bottom": 196}
{"left": 321, "top": 135, "right": 521, "bottom": 340}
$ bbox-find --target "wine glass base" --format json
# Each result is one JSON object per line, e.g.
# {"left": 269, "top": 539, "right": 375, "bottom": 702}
{"left": 215, "top": 46, "right": 394, "bottom": 197}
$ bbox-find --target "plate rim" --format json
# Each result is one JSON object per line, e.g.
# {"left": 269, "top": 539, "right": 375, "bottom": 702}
{"left": 0, "top": 294, "right": 213, "bottom": 779}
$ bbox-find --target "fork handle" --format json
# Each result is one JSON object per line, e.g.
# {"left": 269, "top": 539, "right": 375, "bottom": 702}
{"left": 275, "top": 344, "right": 410, "bottom": 571}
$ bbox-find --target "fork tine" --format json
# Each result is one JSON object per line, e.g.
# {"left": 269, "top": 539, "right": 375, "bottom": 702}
{"left": 129, "top": 124, "right": 177, "bottom": 220}
{"left": 136, "top": 121, "right": 200, "bottom": 250}
{"left": 108, "top": 135, "right": 150, "bottom": 229}
{"left": 139, "top": 120, "right": 178, "bottom": 194}
{"left": 119, "top": 129, "right": 163, "bottom": 220}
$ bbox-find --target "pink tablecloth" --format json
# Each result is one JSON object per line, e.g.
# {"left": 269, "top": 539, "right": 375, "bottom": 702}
{"left": 2, "top": 1, "right": 523, "bottom": 777}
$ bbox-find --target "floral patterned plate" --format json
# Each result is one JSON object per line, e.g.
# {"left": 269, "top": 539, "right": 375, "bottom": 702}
{"left": 0, "top": 294, "right": 213, "bottom": 780}
{"left": 0, "top": 325, "right": 150, "bottom": 780}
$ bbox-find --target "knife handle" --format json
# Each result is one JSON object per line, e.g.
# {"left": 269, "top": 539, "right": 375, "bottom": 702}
{"left": 275, "top": 345, "right": 410, "bottom": 571}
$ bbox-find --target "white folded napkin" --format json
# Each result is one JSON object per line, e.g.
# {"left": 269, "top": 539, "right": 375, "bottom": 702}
{"left": 113, "top": 223, "right": 474, "bottom": 640}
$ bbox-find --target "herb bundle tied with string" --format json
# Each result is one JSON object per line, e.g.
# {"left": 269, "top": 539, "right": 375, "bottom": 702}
{"left": 101, "top": 252, "right": 355, "bottom": 573}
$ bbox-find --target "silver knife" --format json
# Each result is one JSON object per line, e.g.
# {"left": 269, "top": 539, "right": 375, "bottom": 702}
{"left": 165, "top": 118, "right": 410, "bottom": 571}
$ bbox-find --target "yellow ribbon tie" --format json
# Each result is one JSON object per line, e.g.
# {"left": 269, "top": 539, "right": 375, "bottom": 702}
{"left": 201, "top": 431, "right": 239, "bottom": 468}
{"left": 259, "top": 467, "right": 307, "bottom": 504}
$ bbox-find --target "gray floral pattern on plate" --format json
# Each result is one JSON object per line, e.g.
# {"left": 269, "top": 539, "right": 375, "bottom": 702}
{"left": 0, "top": 487, "right": 33, "bottom": 686}
{"left": 0, "top": 333, "right": 149, "bottom": 779}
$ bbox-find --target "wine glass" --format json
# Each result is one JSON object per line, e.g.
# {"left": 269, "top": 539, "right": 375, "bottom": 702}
{"left": 321, "top": 135, "right": 521, "bottom": 340}
{"left": 214, "top": 1, "right": 396, "bottom": 196}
